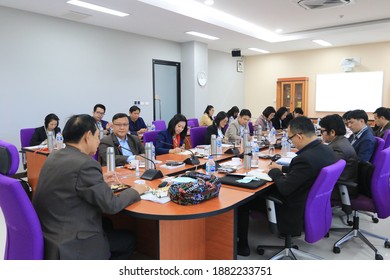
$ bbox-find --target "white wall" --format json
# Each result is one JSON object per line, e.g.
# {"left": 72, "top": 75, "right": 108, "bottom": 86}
{"left": 0, "top": 6, "right": 180, "bottom": 160}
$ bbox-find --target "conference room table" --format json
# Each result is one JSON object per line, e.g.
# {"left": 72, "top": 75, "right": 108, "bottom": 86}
{"left": 23, "top": 145, "right": 276, "bottom": 259}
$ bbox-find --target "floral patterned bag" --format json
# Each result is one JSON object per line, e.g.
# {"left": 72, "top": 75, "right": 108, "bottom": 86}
{"left": 168, "top": 172, "right": 221, "bottom": 205}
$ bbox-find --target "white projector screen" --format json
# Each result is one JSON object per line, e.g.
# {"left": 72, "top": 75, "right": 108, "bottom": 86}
{"left": 315, "top": 71, "right": 383, "bottom": 112}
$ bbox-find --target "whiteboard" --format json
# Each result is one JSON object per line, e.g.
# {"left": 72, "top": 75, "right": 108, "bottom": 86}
{"left": 315, "top": 71, "right": 383, "bottom": 112}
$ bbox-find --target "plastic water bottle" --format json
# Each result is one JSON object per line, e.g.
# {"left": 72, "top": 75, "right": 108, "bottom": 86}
{"left": 251, "top": 142, "right": 259, "bottom": 166}
{"left": 107, "top": 147, "right": 115, "bottom": 172}
{"left": 216, "top": 136, "right": 222, "bottom": 155}
{"left": 268, "top": 128, "right": 276, "bottom": 156}
{"left": 205, "top": 155, "right": 216, "bottom": 175}
{"left": 257, "top": 125, "right": 263, "bottom": 145}
{"left": 47, "top": 131, "right": 54, "bottom": 152}
{"left": 281, "top": 133, "right": 288, "bottom": 157}
{"left": 135, "top": 163, "right": 140, "bottom": 178}
{"left": 210, "top": 134, "right": 217, "bottom": 155}
{"left": 151, "top": 123, "right": 156, "bottom": 131}
{"left": 55, "top": 132, "right": 63, "bottom": 150}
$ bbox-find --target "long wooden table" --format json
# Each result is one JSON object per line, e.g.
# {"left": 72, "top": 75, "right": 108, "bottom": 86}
{"left": 23, "top": 146, "right": 274, "bottom": 259}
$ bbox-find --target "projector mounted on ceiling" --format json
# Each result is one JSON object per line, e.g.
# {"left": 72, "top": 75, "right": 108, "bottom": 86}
{"left": 297, "top": 0, "right": 353, "bottom": 10}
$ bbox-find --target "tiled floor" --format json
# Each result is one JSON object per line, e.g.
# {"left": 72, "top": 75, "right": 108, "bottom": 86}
{"left": 1, "top": 207, "right": 389, "bottom": 260}
{"left": 238, "top": 208, "right": 390, "bottom": 260}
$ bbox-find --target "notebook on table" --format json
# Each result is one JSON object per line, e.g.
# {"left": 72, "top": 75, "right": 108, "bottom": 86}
{"left": 219, "top": 174, "right": 268, "bottom": 189}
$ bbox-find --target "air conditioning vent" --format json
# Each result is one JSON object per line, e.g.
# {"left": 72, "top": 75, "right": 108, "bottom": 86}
{"left": 297, "top": 0, "right": 353, "bottom": 10}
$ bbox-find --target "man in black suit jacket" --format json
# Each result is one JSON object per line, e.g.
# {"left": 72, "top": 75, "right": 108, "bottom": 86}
{"left": 237, "top": 116, "right": 337, "bottom": 256}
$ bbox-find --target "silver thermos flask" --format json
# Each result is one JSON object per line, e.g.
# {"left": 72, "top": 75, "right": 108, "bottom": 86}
{"left": 107, "top": 147, "right": 115, "bottom": 172}
{"left": 243, "top": 143, "right": 252, "bottom": 170}
{"left": 145, "top": 142, "right": 154, "bottom": 170}
{"left": 210, "top": 134, "right": 217, "bottom": 155}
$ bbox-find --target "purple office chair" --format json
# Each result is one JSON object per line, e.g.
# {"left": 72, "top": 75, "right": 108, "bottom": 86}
{"left": 20, "top": 127, "right": 36, "bottom": 169}
{"left": 152, "top": 120, "right": 167, "bottom": 131}
{"left": 0, "top": 140, "right": 44, "bottom": 260}
{"left": 257, "top": 160, "right": 346, "bottom": 260}
{"left": 248, "top": 121, "right": 254, "bottom": 135}
{"left": 187, "top": 118, "right": 199, "bottom": 128}
{"left": 383, "top": 130, "right": 390, "bottom": 149}
{"left": 332, "top": 147, "right": 390, "bottom": 260}
{"left": 143, "top": 130, "right": 160, "bottom": 147}
{"left": 190, "top": 126, "right": 207, "bottom": 148}
{"left": 370, "top": 136, "right": 385, "bottom": 167}
{"left": 0, "top": 140, "right": 20, "bottom": 176}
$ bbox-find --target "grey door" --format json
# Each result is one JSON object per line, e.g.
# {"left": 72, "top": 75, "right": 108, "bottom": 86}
{"left": 153, "top": 60, "right": 180, "bottom": 122}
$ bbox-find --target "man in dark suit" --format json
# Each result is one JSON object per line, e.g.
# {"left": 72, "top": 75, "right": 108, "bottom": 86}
{"left": 237, "top": 116, "right": 337, "bottom": 256}
{"left": 33, "top": 114, "right": 148, "bottom": 259}
{"left": 373, "top": 107, "right": 390, "bottom": 138}
{"left": 92, "top": 103, "right": 112, "bottom": 136}
{"left": 345, "top": 109, "right": 376, "bottom": 162}
{"left": 99, "top": 113, "right": 145, "bottom": 166}
{"left": 319, "top": 114, "right": 359, "bottom": 198}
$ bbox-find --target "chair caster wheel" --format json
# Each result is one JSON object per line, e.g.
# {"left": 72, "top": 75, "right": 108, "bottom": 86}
{"left": 333, "top": 246, "right": 340, "bottom": 254}
{"left": 292, "top": 245, "right": 299, "bottom": 250}
{"left": 384, "top": 241, "right": 390, "bottom": 248}
{"left": 347, "top": 220, "right": 353, "bottom": 226}
{"left": 256, "top": 247, "right": 265, "bottom": 255}
{"left": 375, "top": 254, "right": 383, "bottom": 260}
{"left": 325, "top": 233, "right": 330, "bottom": 238}
{"left": 372, "top": 217, "right": 379, "bottom": 223}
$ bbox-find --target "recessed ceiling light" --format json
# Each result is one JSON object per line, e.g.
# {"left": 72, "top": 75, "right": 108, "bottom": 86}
{"left": 204, "top": 0, "right": 214, "bottom": 5}
{"left": 185, "top": 31, "right": 219, "bottom": 40}
{"left": 312, "top": 39, "right": 332, "bottom": 47}
{"left": 67, "top": 0, "right": 129, "bottom": 17}
{"left": 248, "top": 48, "right": 270, "bottom": 54}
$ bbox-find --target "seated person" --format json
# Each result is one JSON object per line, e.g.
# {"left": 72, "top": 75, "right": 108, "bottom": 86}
{"left": 373, "top": 107, "right": 390, "bottom": 138}
{"left": 283, "top": 107, "right": 304, "bottom": 128}
{"left": 128, "top": 105, "right": 147, "bottom": 136}
{"left": 271, "top": 107, "right": 288, "bottom": 130}
{"left": 204, "top": 111, "right": 228, "bottom": 145}
{"left": 224, "top": 109, "right": 252, "bottom": 143}
{"left": 236, "top": 116, "right": 337, "bottom": 256}
{"left": 156, "top": 114, "right": 187, "bottom": 155}
{"left": 99, "top": 113, "right": 145, "bottom": 166}
{"left": 226, "top": 106, "right": 239, "bottom": 124}
{"left": 32, "top": 114, "right": 148, "bottom": 259}
{"left": 30, "top": 113, "right": 61, "bottom": 146}
{"left": 199, "top": 105, "right": 214, "bottom": 127}
{"left": 345, "top": 109, "right": 376, "bottom": 162}
{"left": 92, "top": 104, "right": 112, "bottom": 136}
{"left": 254, "top": 106, "right": 275, "bottom": 131}
{"left": 320, "top": 114, "right": 359, "bottom": 198}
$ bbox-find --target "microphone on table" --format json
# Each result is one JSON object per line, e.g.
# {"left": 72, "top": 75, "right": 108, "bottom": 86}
{"left": 113, "top": 143, "right": 163, "bottom": 180}
{"left": 157, "top": 140, "right": 200, "bottom": 165}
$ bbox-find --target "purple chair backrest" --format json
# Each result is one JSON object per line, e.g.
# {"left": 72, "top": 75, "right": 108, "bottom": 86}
{"left": 143, "top": 130, "right": 160, "bottom": 147}
{"left": 20, "top": 128, "right": 36, "bottom": 148}
{"left": 0, "top": 174, "right": 44, "bottom": 259}
{"left": 383, "top": 130, "right": 390, "bottom": 149}
{"left": 304, "top": 159, "right": 346, "bottom": 243}
{"left": 187, "top": 118, "right": 199, "bottom": 128}
{"left": 370, "top": 137, "right": 385, "bottom": 167}
{"left": 248, "top": 121, "right": 254, "bottom": 134}
{"left": 190, "top": 126, "right": 208, "bottom": 148}
{"left": 371, "top": 147, "right": 390, "bottom": 219}
{"left": 152, "top": 120, "right": 167, "bottom": 131}
{"left": 0, "top": 140, "right": 20, "bottom": 176}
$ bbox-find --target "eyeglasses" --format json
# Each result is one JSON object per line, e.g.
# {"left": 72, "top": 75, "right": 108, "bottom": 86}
{"left": 320, "top": 129, "right": 327, "bottom": 134}
{"left": 287, "top": 134, "right": 298, "bottom": 144}
{"left": 95, "top": 111, "right": 105, "bottom": 115}
{"left": 113, "top": 123, "right": 129, "bottom": 127}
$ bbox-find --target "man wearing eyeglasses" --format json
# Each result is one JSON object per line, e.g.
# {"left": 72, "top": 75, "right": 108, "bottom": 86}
{"left": 92, "top": 103, "right": 112, "bottom": 136}
{"left": 237, "top": 116, "right": 336, "bottom": 256}
{"left": 99, "top": 113, "right": 145, "bottom": 166}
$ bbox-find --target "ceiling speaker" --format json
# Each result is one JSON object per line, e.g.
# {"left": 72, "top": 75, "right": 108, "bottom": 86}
{"left": 231, "top": 50, "right": 241, "bottom": 57}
